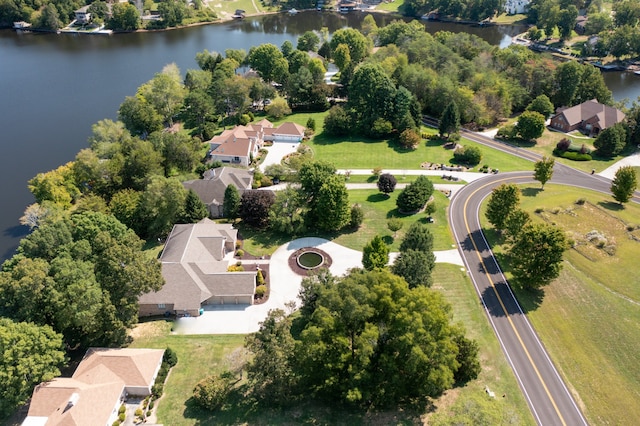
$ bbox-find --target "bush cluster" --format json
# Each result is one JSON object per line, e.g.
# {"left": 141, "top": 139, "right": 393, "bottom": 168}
{"left": 453, "top": 145, "right": 482, "bottom": 166}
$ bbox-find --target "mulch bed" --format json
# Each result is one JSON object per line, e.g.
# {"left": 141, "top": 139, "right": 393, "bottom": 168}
{"left": 287, "top": 247, "right": 333, "bottom": 276}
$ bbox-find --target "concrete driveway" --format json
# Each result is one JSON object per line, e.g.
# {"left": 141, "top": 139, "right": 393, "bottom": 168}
{"left": 260, "top": 142, "right": 300, "bottom": 171}
{"left": 172, "top": 238, "right": 463, "bottom": 335}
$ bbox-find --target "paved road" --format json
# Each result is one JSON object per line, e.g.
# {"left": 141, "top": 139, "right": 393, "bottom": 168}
{"left": 446, "top": 125, "right": 640, "bottom": 425}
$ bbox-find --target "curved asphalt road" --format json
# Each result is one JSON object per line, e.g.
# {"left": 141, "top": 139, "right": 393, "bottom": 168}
{"left": 446, "top": 125, "right": 640, "bottom": 425}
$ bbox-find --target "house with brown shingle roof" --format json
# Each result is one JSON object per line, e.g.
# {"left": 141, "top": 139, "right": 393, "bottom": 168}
{"left": 182, "top": 167, "right": 253, "bottom": 218}
{"left": 208, "top": 119, "right": 305, "bottom": 166}
{"left": 550, "top": 99, "right": 625, "bottom": 136}
{"left": 139, "top": 218, "right": 256, "bottom": 317}
{"left": 22, "top": 348, "right": 164, "bottom": 426}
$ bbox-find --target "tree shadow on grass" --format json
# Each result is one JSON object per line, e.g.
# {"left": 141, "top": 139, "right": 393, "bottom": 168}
{"left": 184, "top": 386, "right": 425, "bottom": 425}
{"left": 598, "top": 200, "right": 624, "bottom": 212}
{"left": 386, "top": 208, "right": 416, "bottom": 219}
{"left": 521, "top": 187, "right": 543, "bottom": 198}
{"left": 367, "top": 193, "right": 388, "bottom": 203}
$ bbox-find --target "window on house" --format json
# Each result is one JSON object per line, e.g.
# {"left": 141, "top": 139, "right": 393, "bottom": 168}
{"left": 158, "top": 304, "right": 166, "bottom": 309}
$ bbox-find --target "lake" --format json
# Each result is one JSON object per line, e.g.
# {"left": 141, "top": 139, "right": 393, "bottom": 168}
{"left": 0, "top": 11, "right": 635, "bottom": 262}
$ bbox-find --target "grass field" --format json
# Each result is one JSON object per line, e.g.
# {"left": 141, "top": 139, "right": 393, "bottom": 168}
{"left": 307, "top": 128, "right": 534, "bottom": 172}
{"left": 480, "top": 184, "right": 640, "bottom": 425}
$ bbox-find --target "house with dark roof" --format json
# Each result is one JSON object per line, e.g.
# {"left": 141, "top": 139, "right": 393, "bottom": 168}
{"left": 183, "top": 167, "right": 253, "bottom": 218}
{"left": 208, "top": 119, "right": 305, "bottom": 166}
{"left": 139, "top": 219, "right": 256, "bottom": 317}
{"left": 549, "top": 99, "right": 625, "bottom": 136}
{"left": 22, "top": 348, "right": 164, "bottom": 426}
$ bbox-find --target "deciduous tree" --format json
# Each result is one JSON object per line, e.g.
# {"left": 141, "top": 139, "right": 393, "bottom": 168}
{"left": 391, "top": 248, "right": 435, "bottom": 288}
{"left": 0, "top": 319, "right": 66, "bottom": 417}
{"left": 377, "top": 173, "right": 397, "bottom": 195}
{"left": 594, "top": 123, "right": 627, "bottom": 157}
{"left": 526, "top": 94, "right": 554, "bottom": 118}
{"left": 485, "top": 183, "right": 520, "bottom": 231}
{"left": 516, "top": 110, "right": 546, "bottom": 141}
{"left": 509, "top": 222, "right": 567, "bottom": 289}
{"left": 245, "top": 309, "right": 297, "bottom": 406}
{"left": 611, "top": 165, "right": 638, "bottom": 205}
{"left": 240, "top": 190, "right": 275, "bottom": 227}
{"left": 534, "top": 156, "right": 555, "bottom": 189}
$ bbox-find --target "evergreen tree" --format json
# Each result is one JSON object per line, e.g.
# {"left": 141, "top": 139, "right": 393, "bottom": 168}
{"left": 362, "top": 235, "right": 389, "bottom": 271}
{"left": 223, "top": 185, "right": 241, "bottom": 218}
{"left": 179, "top": 189, "right": 208, "bottom": 223}
{"left": 439, "top": 101, "right": 460, "bottom": 138}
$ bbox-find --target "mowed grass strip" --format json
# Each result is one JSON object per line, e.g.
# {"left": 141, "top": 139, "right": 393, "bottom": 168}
{"left": 481, "top": 184, "right": 640, "bottom": 425}
{"left": 428, "top": 264, "right": 536, "bottom": 425}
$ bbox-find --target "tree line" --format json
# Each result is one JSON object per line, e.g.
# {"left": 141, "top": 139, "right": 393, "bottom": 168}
{"left": 0, "top": 0, "right": 216, "bottom": 31}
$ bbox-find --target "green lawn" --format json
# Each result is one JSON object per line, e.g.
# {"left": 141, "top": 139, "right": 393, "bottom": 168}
{"left": 480, "top": 184, "right": 640, "bottom": 425}
{"left": 239, "top": 186, "right": 454, "bottom": 256}
{"left": 374, "top": 0, "right": 404, "bottom": 12}
{"left": 307, "top": 128, "right": 534, "bottom": 172}
{"left": 333, "top": 188, "right": 455, "bottom": 252}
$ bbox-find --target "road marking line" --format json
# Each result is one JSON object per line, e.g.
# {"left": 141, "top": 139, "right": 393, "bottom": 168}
{"left": 462, "top": 176, "right": 568, "bottom": 426}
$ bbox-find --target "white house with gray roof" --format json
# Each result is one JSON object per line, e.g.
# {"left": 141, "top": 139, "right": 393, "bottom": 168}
{"left": 139, "top": 219, "right": 256, "bottom": 317}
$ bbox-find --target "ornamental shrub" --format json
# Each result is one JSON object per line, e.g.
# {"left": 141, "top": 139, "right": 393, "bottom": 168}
{"left": 119, "top": 405, "right": 126, "bottom": 414}
{"left": 256, "top": 285, "right": 267, "bottom": 297}
{"left": 256, "top": 269, "right": 265, "bottom": 286}
{"left": 135, "top": 408, "right": 143, "bottom": 417}
{"left": 119, "top": 413, "right": 126, "bottom": 422}
{"left": 163, "top": 347, "right": 178, "bottom": 368}
{"left": 350, "top": 204, "right": 364, "bottom": 228}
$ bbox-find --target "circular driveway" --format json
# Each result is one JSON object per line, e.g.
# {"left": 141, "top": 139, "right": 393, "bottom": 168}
{"left": 172, "top": 237, "right": 463, "bottom": 335}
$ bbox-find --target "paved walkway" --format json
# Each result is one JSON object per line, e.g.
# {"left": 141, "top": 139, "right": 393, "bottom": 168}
{"left": 172, "top": 238, "right": 464, "bottom": 335}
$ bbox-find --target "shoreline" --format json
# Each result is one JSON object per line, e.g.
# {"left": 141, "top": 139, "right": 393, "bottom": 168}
{"left": 5, "top": 8, "right": 526, "bottom": 34}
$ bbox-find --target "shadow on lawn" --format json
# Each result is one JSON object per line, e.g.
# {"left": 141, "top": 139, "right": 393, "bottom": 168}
{"left": 521, "top": 187, "right": 543, "bottom": 198}
{"left": 183, "top": 385, "right": 426, "bottom": 425}
{"left": 598, "top": 200, "right": 625, "bottom": 212}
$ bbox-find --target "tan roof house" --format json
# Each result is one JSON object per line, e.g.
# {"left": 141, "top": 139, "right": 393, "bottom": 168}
{"left": 22, "top": 348, "right": 164, "bottom": 426}
{"left": 182, "top": 167, "right": 253, "bottom": 218}
{"left": 550, "top": 99, "right": 625, "bottom": 136}
{"left": 139, "top": 218, "right": 256, "bottom": 317}
{"left": 208, "top": 119, "right": 305, "bottom": 166}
